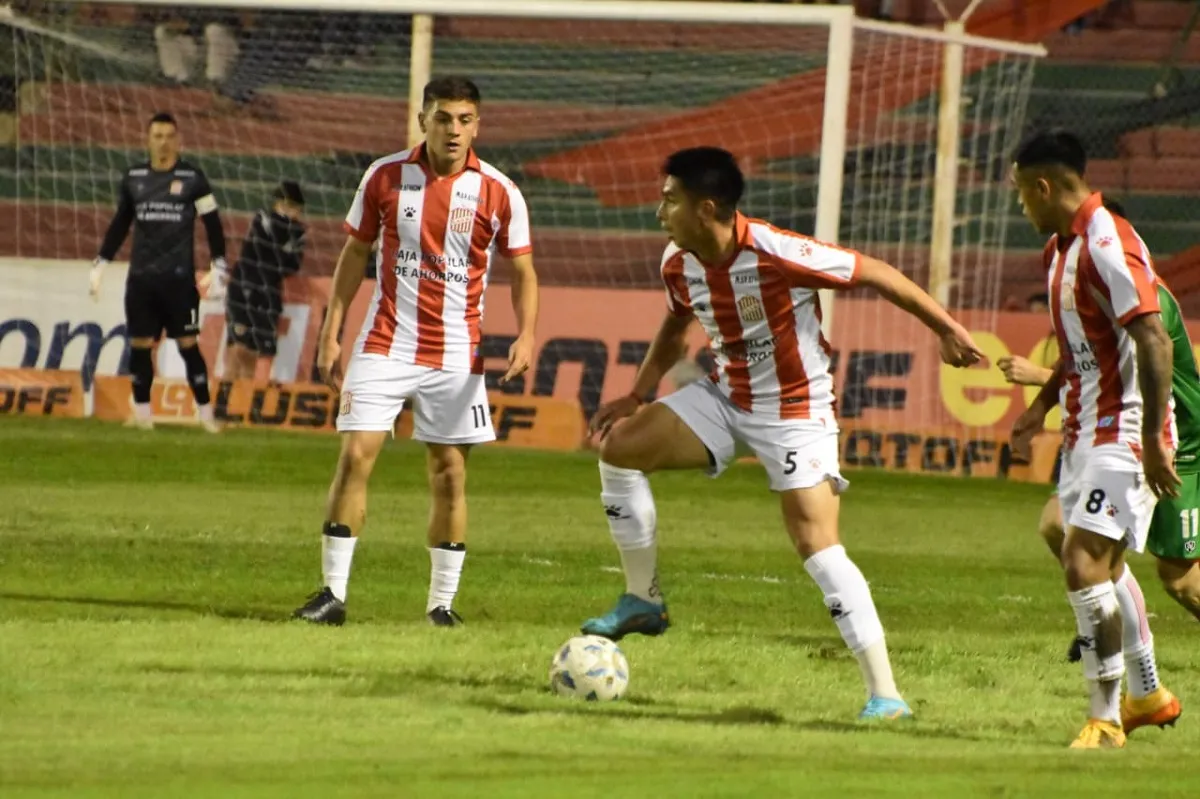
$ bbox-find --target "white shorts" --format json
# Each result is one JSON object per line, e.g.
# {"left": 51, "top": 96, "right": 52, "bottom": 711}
{"left": 659, "top": 379, "right": 848, "bottom": 493}
{"left": 336, "top": 354, "right": 495, "bottom": 445}
{"left": 1057, "top": 443, "right": 1156, "bottom": 552}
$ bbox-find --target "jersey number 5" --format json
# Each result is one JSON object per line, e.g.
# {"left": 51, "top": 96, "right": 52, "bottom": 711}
{"left": 783, "top": 451, "right": 798, "bottom": 475}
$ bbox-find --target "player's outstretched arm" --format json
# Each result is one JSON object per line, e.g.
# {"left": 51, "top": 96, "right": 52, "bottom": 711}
{"left": 997, "top": 355, "right": 1055, "bottom": 387}
{"left": 1127, "top": 312, "right": 1181, "bottom": 497}
{"left": 589, "top": 312, "right": 692, "bottom": 438}
{"left": 317, "top": 236, "right": 373, "bottom": 391}
{"left": 503, "top": 253, "right": 539, "bottom": 384}
{"left": 855, "top": 255, "right": 983, "bottom": 367}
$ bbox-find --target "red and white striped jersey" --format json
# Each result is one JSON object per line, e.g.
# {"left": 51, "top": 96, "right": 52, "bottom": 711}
{"left": 344, "top": 143, "right": 532, "bottom": 372}
{"left": 1046, "top": 192, "right": 1166, "bottom": 450}
{"left": 661, "top": 213, "right": 860, "bottom": 419}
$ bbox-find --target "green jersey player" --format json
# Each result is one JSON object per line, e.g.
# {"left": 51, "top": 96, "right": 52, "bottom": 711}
{"left": 1002, "top": 270, "right": 1196, "bottom": 736}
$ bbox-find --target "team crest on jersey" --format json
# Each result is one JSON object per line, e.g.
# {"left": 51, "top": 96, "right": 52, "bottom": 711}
{"left": 737, "top": 295, "right": 765, "bottom": 322}
{"left": 448, "top": 207, "right": 475, "bottom": 235}
{"left": 169, "top": 180, "right": 183, "bottom": 195}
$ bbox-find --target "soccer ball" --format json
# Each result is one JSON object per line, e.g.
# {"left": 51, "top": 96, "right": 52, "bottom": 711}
{"left": 548, "top": 635, "right": 629, "bottom": 701}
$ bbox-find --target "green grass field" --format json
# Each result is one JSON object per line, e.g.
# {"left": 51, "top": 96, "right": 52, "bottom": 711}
{"left": 2, "top": 417, "right": 1199, "bottom": 797}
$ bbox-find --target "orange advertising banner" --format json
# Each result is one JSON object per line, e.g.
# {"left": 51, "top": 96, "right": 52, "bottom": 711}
{"left": 192, "top": 279, "right": 1200, "bottom": 438}
{"left": 0, "top": 368, "right": 84, "bottom": 417}
{"left": 92, "top": 375, "right": 584, "bottom": 450}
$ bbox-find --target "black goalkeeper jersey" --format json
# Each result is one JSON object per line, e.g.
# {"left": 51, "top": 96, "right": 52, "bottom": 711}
{"left": 98, "top": 159, "right": 224, "bottom": 278}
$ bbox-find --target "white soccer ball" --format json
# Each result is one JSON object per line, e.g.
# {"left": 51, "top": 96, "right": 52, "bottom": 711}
{"left": 548, "top": 635, "right": 629, "bottom": 701}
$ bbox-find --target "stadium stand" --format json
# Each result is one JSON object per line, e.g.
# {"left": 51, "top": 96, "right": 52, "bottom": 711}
{"left": 0, "top": 1, "right": 1197, "bottom": 311}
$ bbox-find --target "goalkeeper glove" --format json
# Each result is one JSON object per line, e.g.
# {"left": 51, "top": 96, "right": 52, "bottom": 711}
{"left": 89, "top": 257, "right": 108, "bottom": 302}
{"left": 201, "top": 256, "right": 229, "bottom": 302}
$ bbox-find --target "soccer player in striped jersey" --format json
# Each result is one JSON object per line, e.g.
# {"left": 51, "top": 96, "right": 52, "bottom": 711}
{"left": 582, "top": 146, "right": 983, "bottom": 720}
{"left": 1008, "top": 130, "right": 1181, "bottom": 748}
{"left": 292, "top": 76, "right": 539, "bottom": 627}
{"left": 1003, "top": 197, "right": 1193, "bottom": 739}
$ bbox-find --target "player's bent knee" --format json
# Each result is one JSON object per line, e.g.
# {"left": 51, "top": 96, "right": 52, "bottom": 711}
{"left": 597, "top": 427, "right": 652, "bottom": 472}
{"left": 1062, "top": 526, "right": 1122, "bottom": 587}
{"left": 1039, "top": 508, "right": 1065, "bottom": 556}
{"left": 336, "top": 432, "right": 387, "bottom": 480}
{"left": 598, "top": 403, "right": 710, "bottom": 473}
{"left": 428, "top": 461, "right": 466, "bottom": 503}
{"left": 780, "top": 483, "right": 840, "bottom": 558}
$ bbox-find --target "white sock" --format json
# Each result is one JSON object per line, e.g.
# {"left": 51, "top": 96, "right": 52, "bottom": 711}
{"left": 598, "top": 461, "right": 662, "bottom": 604}
{"left": 134, "top": 402, "right": 152, "bottom": 421}
{"left": 1114, "top": 565, "right": 1160, "bottom": 699}
{"left": 1067, "top": 582, "right": 1124, "bottom": 724}
{"left": 322, "top": 534, "right": 358, "bottom": 602}
{"left": 427, "top": 546, "right": 466, "bottom": 612}
{"left": 197, "top": 404, "right": 214, "bottom": 423}
{"left": 803, "top": 544, "right": 900, "bottom": 700}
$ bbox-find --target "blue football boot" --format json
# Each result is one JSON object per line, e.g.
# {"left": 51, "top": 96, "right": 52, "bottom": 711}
{"left": 580, "top": 593, "right": 670, "bottom": 641}
{"left": 858, "top": 695, "right": 914, "bottom": 720}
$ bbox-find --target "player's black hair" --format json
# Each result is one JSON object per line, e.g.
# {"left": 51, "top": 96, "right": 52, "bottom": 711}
{"left": 422, "top": 76, "right": 482, "bottom": 108}
{"left": 274, "top": 180, "right": 305, "bottom": 206}
{"left": 1013, "top": 129, "right": 1087, "bottom": 177}
{"left": 1026, "top": 292, "right": 1049, "bottom": 306}
{"left": 1102, "top": 197, "right": 1127, "bottom": 219}
{"left": 662, "top": 147, "right": 745, "bottom": 222}
{"left": 147, "top": 111, "right": 177, "bottom": 130}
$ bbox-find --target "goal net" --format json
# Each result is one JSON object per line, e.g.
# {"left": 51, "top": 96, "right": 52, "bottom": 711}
{"left": 0, "top": 1, "right": 1045, "bottom": 469}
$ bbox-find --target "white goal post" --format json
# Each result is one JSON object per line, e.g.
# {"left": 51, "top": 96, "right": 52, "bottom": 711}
{"left": 0, "top": 0, "right": 1045, "bottom": 442}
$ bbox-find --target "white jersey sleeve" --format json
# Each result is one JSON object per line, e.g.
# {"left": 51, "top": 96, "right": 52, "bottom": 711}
{"left": 749, "top": 222, "right": 860, "bottom": 289}
{"left": 1086, "top": 212, "right": 1159, "bottom": 325}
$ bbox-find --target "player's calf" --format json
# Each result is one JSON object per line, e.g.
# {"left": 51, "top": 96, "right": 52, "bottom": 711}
{"left": 784, "top": 483, "right": 907, "bottom": 713}
{"left": 1157, "top": 558, "right": 1200, "bottom": 622}
{"left": 583, "top": 402, "right": 711, "bottom": 638}
{"left": 224, "top": 342, "right": 257, "bottom": 381}
{"left": 128, "top": 345, "right": 155, "bottom": 427}
{"left": 293, "top": 431, "right": 388, "bottom": 624}
{"left": 1062, "top": 528, "right": 1126, "bottom": 730}
{"left": 177, "top": 340, "right": 219, "bottom": 432}
{"left": 425, "top": 445, "right": 470, "bottom": 621}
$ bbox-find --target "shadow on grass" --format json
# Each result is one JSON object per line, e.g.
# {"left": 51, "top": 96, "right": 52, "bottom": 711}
{"left": 0, "top": 591, "right": 282, "bottom": 623}
{"left": 136, "top": 661, "right": 542, "bottom": 697}
{"left": 135, "top": 660, "right": 992, "bottom": 743}
{"left": 471, "top": 697, "right": 993, "bottom": 742}
{"left": 471, "top": 696, "right": 787, "bottom": 727}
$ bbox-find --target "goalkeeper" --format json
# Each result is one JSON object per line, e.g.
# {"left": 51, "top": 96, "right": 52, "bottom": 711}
{"left": 91, "top": 111, "right": 228, "bottom": 433}
{"left": 223, "top": 181, "right": 307, "bottom": 381}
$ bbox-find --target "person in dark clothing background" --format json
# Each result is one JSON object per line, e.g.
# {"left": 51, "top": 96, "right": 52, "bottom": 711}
{"left": 91, "top": 111, "right": 228, "bottom": 433}
{"left": 223, "top": 180, "right": 307, "bottom": 381}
